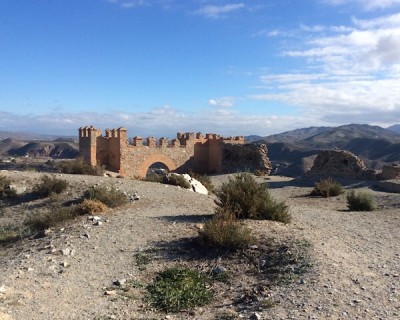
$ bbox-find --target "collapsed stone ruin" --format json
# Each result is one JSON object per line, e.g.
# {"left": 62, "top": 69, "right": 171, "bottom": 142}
{"left": 379, "top": 163, "right": 400, "bottom": 180}
{"left": 306, "top": 149, "right": 377, "bottom": 180}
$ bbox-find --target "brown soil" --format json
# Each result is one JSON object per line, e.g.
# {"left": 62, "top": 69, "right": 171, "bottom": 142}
{"left": 0, "top": 171, "right": 399, "bottom": 320}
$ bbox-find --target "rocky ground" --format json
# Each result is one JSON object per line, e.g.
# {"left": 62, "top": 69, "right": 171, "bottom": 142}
{"left": 0, "top": 171, "right": 399, "bottom": 320}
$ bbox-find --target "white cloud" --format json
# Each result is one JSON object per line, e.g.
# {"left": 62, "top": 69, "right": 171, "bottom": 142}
{"left": 0, "top": 107, "right": 325, "bottom": 137}
{"left": 323, "top": 0, "right": 400, "bottom": 10}
{"left": 208, "top": 97, "right": 235, "bottom": 107}
{"left": 282, "top": 12, "right": 400, "bottom": 74}
{"left": 194, "top": 3, "right": 245, "bottom": 19}
{"left": 247, "top": 10, "right": 400, "bottom": 129}
{"left": 107, "top": 0, "right": 150, "bottom": 9}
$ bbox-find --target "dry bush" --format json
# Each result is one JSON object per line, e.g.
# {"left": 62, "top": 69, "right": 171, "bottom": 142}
{"left": 33, "top": 175, "right": 69, "bottom": 198}
{"left": 83, "top": 186, "right": 128, "bottom": 208}
{"left": 214, "top": 173, "right": 291, "bottom": 223}
{"left": 310, "top": 177, "right": 344, "bottom": 197}
{"left": 78, "top": 199, "right": 108, "bottom": 215}
{"left": 24, "top": 206, "right": 79, "bottom": 234}
{"left": 198, "top": 209, "right": 254, "bottom": 250}
{"left": 0, "top": 175, "right": 17, "bottom": 199}
{"left": 0, "top": 225, "right": 23, "bottom": 243}
{"left": 346, "top": 190, "right": 376, "bottom": 211}
{"left": 57, "top": 157, "right": 105, "bottom": 176}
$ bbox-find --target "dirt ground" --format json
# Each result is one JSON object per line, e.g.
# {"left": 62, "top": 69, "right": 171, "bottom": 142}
{"left": 0, "top": 171, "right": 399, "bottom": 320}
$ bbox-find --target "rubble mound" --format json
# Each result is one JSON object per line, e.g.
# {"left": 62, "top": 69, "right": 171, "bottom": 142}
{"left": 306, "top": 149, "right": 377, "bottom": 180}
{"left": 380, "top": 163, "right": 400, "bottom": 180}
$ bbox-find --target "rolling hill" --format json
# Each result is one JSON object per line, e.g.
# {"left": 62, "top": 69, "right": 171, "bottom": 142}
{"left": 254, "top": 124, "right": 400, "bottom": 177}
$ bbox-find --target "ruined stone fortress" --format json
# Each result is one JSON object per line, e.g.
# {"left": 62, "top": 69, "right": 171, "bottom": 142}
{"left": 79, "top": 126, "right": 271, "bottom": 178}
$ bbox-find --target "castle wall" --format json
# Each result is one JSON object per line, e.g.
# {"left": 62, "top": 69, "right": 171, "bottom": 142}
{"left": 221, "top": 143, "right": 272, "bottom": 174}
{"left": 78, "top": 126, "right": 264, "bottom": 178}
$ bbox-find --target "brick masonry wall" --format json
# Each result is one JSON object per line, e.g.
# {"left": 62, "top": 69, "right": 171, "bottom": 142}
{"left": 79, "top": 127, "right": 270, "bottom": 178}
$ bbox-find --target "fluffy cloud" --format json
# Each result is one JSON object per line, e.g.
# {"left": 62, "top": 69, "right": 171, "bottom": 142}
{"left": 323, "top": 0, "right": 400, "bottom": 10}
{"left": 208, "top": 97, "right": 235, "bottom": 107}
{"left": 194, "top": 3, "right": 245, "bottom": 18}
{"left": 249, "top": 10, "right": 400, "bottom": 128}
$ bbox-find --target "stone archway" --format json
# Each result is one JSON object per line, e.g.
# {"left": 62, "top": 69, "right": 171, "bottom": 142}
{"left": 138, "top": 154, "right": 178, "bottom": 178}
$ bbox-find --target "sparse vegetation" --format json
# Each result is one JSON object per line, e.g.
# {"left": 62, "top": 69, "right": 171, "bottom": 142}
{"left": 33, "top": 175, "right": 69, "bottom": 198}
{"left": 162, "top": 174, "right": 191, "bottom": 189}
{"left": 198, "top": 209, "right": 254, "bottom": 250}
{"left": 0, "top": 225, "right": 22, "bottom": 243}
{"left": 24, "top": 206, "right": 79, "bottom": 234}
{"left": 57, "top": 157, "right": 105, "bottom": 176}
{"left": 214, "top": 173, "right": 291, "bottom": 223}
{"left": 135, "top": 251, "right": 153, "bottom": 271}
{"left": 78, "top": 199, "right": 108, "bottom": 215}
{"left": 346, "top": 190, "right": 376, "bottom": 211}
{"left": 0, "top": 175, "right": 17, "bottom": 198}
{"left": 83, "top": 186, "right": 128, "bottom": 208}
{"left": 147, "top": 267, "right": 212, "bottom": 312}
{"left": 143, "top": 173, "right": 163, "bottom": 183}
{"left": 310, "top": 177, "right": 344, "bottom": 197}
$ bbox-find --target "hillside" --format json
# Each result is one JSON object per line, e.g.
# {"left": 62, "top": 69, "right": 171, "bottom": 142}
{"left": 255, "top": 124, "right": 400, "bottom": 177}
{"left": 387, "top": 124, "right": 400, "bottom": 134}
{"left": 0, "top": 138, "right": 79, "bottom": 159}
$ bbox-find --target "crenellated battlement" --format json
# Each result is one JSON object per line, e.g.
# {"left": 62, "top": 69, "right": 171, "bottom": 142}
{"left": 78, "top": 126, "right": 267, "bottom": 178}
{"left": 79, "top": 126, "right": 102, "bottom": 138}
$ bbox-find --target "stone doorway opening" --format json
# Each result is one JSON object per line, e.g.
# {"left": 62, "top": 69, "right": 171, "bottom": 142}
{"left": 145, "top": 162, "right": 170, "bottom": 181}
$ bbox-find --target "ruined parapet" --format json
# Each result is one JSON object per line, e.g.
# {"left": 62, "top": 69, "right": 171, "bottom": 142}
{"left": 306, "top": 149, "right": 377, "bottom": 180}
{"left": 380, "top": 163, "right": 400, "bottom": 180}
{"left": 222, "top": 136, "right": 245, "bottom": 144}
{"left": 221, "top": 143, "right": 272, "bottom": 175}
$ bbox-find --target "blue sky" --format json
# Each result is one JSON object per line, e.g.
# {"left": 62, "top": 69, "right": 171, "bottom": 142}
{"left": 1, "top": 0, "right": 400, "bottom": 137}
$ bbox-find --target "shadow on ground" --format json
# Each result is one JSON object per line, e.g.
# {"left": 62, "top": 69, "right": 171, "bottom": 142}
{"left": 156, "top": 214, "right": 213, "bottom": 224}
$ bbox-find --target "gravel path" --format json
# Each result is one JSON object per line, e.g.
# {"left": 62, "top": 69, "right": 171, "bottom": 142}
{"left": 0, "top": 172, "right": 399, "bottom": 319}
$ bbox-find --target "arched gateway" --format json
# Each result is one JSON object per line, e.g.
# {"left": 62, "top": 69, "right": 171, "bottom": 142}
{"left": 79, "top": 126, "right": 271, "bottom": 178}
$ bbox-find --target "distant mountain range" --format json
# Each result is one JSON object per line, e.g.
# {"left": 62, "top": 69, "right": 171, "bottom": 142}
{"left": 247, "top": 124, "right": 400, "bottom": 177}
{"left": 1, "top": 124, "right": 400, "bottom": 176}
{"left": 0, "top": 137, "right": 79, "bottom": 159}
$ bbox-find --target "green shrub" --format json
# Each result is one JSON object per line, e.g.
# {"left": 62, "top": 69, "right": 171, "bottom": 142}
{"left": 147, "top": 267, "right": 212, "bottom": 312}
{"left": 163, "top": 174, "right": 191, "bottom": 189}
{"left": 0, "top": 225, "right": 22, "bottom": 243}
{"left": 198, "top": 210, "right": 254, "bottom": 250}
{"left": 57, "top": 157, "right": 105, "bottom": 176}
{"left": 78, "top": 199, "right": 108, "bottom": 215}
{"left": 214, "top": 173, "right": 291, "bottom": 223}
{"left": 24, "top": 206, "right": 79, "bottom": 234}
{"left": 0, "top": 175, "right": 17, "bottom": 198}
{"left": 135, "top": 251, "right": 153, "bottom": 271}
{"left": 144, "top": 173, "right": 164, "bottom": 183}
{"left": 310, "top": 177, "right": 344, "bottom": 197}
{"left": 346, "top": 190, "right": 376, "bottom": 211}
{"left": 83, "top": 186, "right": 128, "bottom": 208}
{"left": 33, "top": 175, "right": 69, "bottom": 198}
